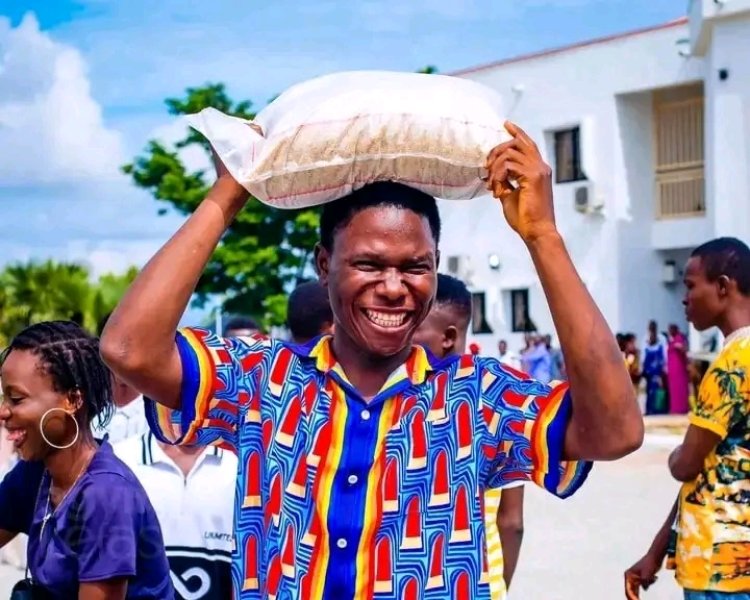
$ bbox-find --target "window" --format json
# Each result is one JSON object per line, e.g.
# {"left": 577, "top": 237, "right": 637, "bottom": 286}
{"left": 471, "top": 292, "right": 493, "bottom": 334}
{"left": 653, "top": 86, "right": 705, "bottom": 218}
{"left": 509, "top": 289, "right": 535, "bottom": 333}
{"left": 553, "top": 127, "right": 586, "bottom": 184}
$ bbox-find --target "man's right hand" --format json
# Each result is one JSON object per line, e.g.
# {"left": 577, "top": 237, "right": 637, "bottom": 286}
{"left": 624, "top": 553, "right": 662, "bottom": 599}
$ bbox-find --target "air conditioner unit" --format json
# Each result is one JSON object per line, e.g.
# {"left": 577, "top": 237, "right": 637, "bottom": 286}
{"left": 446, "top": 255, "right": 474, "bottom": 285}
{"left": 573, "top": 184, "right": 604, "bottom": 215}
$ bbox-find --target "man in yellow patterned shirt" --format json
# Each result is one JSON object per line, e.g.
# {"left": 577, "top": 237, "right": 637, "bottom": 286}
{"left": 414, "top": 273, "right": 526, "bottom": 600}
{"left": 626, "top": 237, "right": 750, "bottom": 600}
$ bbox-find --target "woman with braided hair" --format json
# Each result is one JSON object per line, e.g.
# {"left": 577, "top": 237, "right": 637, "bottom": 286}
{"left": 0, "top": 321, "right": 173, "bottom": 599}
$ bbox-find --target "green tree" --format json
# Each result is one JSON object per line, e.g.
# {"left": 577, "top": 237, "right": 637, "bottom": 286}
{"left": 122, "top": 84, "right": 320, "bottom": 327}
{"left": 0, "top": 261, "right": 139, "bottom": 345}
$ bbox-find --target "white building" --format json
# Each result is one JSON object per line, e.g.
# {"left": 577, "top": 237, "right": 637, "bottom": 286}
{"left": 441, "top": 0, "right": 750, "bottom": 355}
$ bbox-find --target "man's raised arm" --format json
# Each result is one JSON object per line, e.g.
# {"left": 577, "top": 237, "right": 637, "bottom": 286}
{"left": 486, "top": 122, "right": 643, "bottom": 461}
{"left": 100, "top": 165, "right": 249, "bottom": 410}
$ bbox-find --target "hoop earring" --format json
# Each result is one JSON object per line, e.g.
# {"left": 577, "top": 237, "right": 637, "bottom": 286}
{"left": 39, "top": 408, "right": 80, "bottom": 450}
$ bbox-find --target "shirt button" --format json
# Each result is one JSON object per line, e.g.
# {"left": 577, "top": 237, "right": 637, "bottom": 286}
{"left": 336, "top": 538, "right": 348, "bottom": 549}
{"left": 347, "top": 474, "right": 359, "bottom": 485}
{"left": 361, "top": 409, "right": 371, "bottom": 421}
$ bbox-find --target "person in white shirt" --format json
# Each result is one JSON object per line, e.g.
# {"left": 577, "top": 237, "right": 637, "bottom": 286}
{"left": 92, "top": 376, "right": 149, "bottom": 443}
{"left": 92, "top": 314, "right": 149, "bottom": 443}
{"left": 114, "top": 432, "right": 238, "bottom": 600}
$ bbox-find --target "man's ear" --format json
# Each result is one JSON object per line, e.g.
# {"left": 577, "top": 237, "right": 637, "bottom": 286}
{"left": 314, "top": 243, "right": 330, "bottom": 286}
{"left": 717, "top": 274, "right": 733, "bottom": 297}
{"left": 443, "top": 325, "right": 458, "bottom": 354}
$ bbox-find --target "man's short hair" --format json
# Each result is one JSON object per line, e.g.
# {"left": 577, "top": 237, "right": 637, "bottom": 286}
{"left": 691, "top": 237, "right": 750, "bottom": 296}
{"left": 223, "top": 316, "right": 259, "bottom": 336}
{"left": 287, "top": 281, "right": 333, "bottom": 342}
{"left": 434, "top": 273, "right": 472, "bottom": 325}
{"left": 319, "top": 182, "right": 441, "bottom": 251}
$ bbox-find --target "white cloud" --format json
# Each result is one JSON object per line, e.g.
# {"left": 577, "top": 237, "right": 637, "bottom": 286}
{"left": 0, "top": 13, "right": 124, "bottom": 186}
{"left": 64, "top": 239, "right": 162, "bottom": 278}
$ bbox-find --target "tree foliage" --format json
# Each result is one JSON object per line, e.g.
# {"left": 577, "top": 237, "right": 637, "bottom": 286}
{"left": 0, "top": 262, "right": 138, "bottom": 347}
{"left": 122, "top": 84, "right": 320, "bottom": 327}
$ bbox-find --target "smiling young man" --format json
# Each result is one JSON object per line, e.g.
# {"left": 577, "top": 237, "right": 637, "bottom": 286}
{"left": 101, "top": 122, "right": 642, "bottom": 600}
{"left": 412, "top": 273, "right": 526, "bottom": 600}
{"left": 625, "top": 238, "right": 750, "bottom": 600}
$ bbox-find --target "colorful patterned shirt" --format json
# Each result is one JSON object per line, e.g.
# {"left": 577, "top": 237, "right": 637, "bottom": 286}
{"left": 675, "top": 328, "right": 750, "bottom": 592}
{"left": 146, "top": 329, "right": 592, "bottom": 600}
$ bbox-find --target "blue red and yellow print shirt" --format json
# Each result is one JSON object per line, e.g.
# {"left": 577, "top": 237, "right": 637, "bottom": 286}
{"left": 146, "top": 329, "right": 592, "bottom": 600}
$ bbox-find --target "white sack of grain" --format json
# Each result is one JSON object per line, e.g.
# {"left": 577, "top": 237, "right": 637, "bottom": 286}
{"left": 187, "top": 70, "right": 511, "bottom": 209}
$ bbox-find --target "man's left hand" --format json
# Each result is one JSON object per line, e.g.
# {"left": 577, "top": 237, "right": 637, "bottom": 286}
{"left": 485, "top": 121, "right": 558, "bottom": 245}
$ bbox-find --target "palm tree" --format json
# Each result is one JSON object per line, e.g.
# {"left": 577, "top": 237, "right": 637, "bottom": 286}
{"left": 0, "top": 261, "right": 139, "bottom": 343}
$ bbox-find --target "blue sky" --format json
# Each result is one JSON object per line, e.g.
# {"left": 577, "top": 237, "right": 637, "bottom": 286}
{"left": 0, "top": 0, "right": 687, "bottom": 322}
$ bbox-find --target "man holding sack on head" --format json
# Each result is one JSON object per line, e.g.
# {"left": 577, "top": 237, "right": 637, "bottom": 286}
{"left": 102, "top": 72, "right": 643, "bottom": 600}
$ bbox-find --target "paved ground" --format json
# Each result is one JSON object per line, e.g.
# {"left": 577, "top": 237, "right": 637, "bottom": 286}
{"left": 510, "top": 439, "right": 683, "bottom": 600}
{"left": 0, "top": 436, "right": 685, "bottom": 599}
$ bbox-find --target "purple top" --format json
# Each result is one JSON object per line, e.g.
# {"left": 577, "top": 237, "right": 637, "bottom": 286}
{"left": 0, "top": 440, "right": 173, "bottom": 599}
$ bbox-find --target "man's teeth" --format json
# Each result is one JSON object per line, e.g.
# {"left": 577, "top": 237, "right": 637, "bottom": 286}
{"left": 365, "top": 310, "right": 409, "bottom": 328}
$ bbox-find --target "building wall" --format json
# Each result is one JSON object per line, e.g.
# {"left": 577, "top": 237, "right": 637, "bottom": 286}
{"left": 445, "top": 17, "right": 749, "bottom": 349}
{"left": 704, "top": 16, "right": 750, "bottom": 243}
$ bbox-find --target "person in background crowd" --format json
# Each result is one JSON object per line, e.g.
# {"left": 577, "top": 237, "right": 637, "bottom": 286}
{"left": 521, "top": 333, "right": 553, "bottom": 384}
{"left": 667, "top": 324, "right": 690, "bottom": 415}
{"left": 413, "top": 273, "right": 526, "bottom": 600}
{"left": 544, "top": 334, "right": 566, "bottom": 381}
{"left": 223, "top": 316, "right": 260, "bottom": 339}
{"left": 498, "top": 339, "right": 522, "bottom": 370}
{"left": 115, "top": 431, "right": 238, "bottom": 600}
{"left": 101, "top": 123, "right": 642, "bottom": 600}
{"left": 286, "top": 281, "right": 334, "bottom": 344}
{"left": 642, "top": 322, "right": 669, "bottom": 415}
{"left": 625, "top": 237, "right": 750, "bottom": 600}
{"left": 411, "top": 274, "right": 470, "bottom": 359}
{"left": 622, "top": 333, "right": 642, "bottom": 398}
{"left": 0, "top": 321, "right": 172, "bottom": 599}
{"left": 92, "top": 376, "right": 149, "bottom": 444}
{"left": 643, "top": 320, "right": 669, "bottom": 360}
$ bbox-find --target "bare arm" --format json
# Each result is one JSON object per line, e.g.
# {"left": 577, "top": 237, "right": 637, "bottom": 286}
{"left": 497, "top": 486, "right": 524, "bottom": 590}
{"left": 79, "top": 579, "right": 128, "bottom": 600}
{"left": 100, "top": 170, "right": 249, "bottom": 410}
{"left": 486, "top": 122, "right": 642, "bottom": 461}
{"left": 624, "top": 498, "right": 678, "bottom": 598}
{"left": 528, "top": 233, "right": 641, "bottom": 460}
{"left": 668, "top": 425, "right": 721, "bottom": 482}
{"left": 648, "top": 498, "right": 678, "bottom": 561}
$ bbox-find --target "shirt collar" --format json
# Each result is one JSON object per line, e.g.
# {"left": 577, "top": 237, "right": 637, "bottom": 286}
{"left": 285, "top": 335, "right": 449, "bottom": 388}
{"left": 114, "top": 395, "right": 145, "bottom": 419}
{"left": 141, "top": 431, "right": 222, "bottom": 467}
{"left": 724, "top": 325, "right": 750, "bottom": 347}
